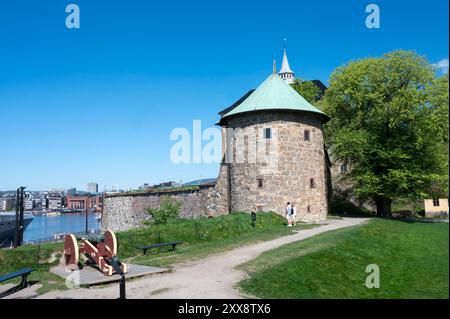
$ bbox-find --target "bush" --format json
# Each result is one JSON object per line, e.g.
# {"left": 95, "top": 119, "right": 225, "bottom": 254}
{"left": 330, "top": 196, "right": 375, "bottom": 217}
{"left": 147, "top": 196, "right": 182, "bottom": 225}
{"left": 416, "top": 210, "right": 426, "bottom": 217}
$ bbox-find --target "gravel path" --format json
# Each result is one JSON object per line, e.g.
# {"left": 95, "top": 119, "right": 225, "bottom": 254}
{"left": 7, "top": 217, "right": 369, "bottom": 299}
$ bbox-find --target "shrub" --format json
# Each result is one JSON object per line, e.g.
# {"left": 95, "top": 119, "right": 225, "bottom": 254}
{"left": 330, "top": 195, "right": 375, "bottom": 217}
{"left": 147, "top": 196, "right": 182, "bottom": 225}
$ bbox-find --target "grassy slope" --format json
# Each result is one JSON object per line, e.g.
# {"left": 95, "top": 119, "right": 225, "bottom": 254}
{"left": 117, "top": 212, "right": 285, "bottom": 260}
{"left": 0, "top": 242, "right": 67, "bottom": 294}
{"left": 129, "top": 223, "right": 317, "bottom": 268}
{"left": 116, "top": 212, "right": 318, "bottom": 267}
{"left": 1, "top": 212, "right": 312, "bottom": 293}
{"left": 238, "top": 218, "right": 449, "bottom": 299}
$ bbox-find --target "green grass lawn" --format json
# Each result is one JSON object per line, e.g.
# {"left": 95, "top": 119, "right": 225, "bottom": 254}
{"left": 238, "top": 218, "right": 449, "bottom": 299}
{"left": 0, "top": 242, "right": 67, "bottom": 294}
{"left": 115, "top": 212, "right": 319, "bottom": 267}
{"left": 1, "top": 212, "right": 313, "bottom": 294}
{"left": 116, "top": 212, "right": 286, "bottom": 260}
{"left": 129, "top": 222, "right": 317, "bottom": 268}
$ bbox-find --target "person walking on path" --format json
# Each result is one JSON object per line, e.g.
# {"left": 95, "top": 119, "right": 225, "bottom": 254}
{"left": 285, "top": 202, "right": 293, "bottom": 226}
{"left": 291, "top": 203, "right": 297, "bottom": 226}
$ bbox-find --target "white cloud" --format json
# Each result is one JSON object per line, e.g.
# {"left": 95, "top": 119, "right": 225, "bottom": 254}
{"left": 432, "top": 59, "right": 449, "bottom": 74}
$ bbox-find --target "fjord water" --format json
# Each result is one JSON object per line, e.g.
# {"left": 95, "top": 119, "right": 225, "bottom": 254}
{"left": 23, "top": 213, "right": 100, "bottom": 242}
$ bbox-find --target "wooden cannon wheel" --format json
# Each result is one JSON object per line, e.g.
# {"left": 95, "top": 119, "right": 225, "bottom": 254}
{"left": 64, "top": 234, "right": 79, "bottom": 268}
{"left": 103, "top": 230, "right": 118, "bottom": 255}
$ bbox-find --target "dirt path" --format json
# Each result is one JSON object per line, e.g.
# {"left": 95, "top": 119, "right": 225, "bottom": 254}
{"left": 10, "top": 217, "right": 369, "bottom": 299}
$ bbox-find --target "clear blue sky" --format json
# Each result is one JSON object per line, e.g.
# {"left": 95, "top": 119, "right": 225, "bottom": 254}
{"left": 0, "top": 0, "right": 448, "bottom": 191}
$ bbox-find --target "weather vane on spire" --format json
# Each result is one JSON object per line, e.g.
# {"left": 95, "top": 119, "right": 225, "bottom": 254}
{"left": 283, "top": 38, "right": 287, "bottom": 49}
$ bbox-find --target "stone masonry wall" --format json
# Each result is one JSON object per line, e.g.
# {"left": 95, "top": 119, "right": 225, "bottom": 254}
{"left": 101, "top": 185, "right": 218, "bottom": 232}
{"left": 329, "top": 156, "right": 376, "bottom": 212}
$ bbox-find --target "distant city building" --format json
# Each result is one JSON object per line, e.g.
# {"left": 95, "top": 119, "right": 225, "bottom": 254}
{"left": 138, "top": 183, "right": 153, "bottom": 190}
{"left": 0, "top": 197, "right": 14, "bottom": 211}
{"left": 66, "top": 193, "right": 103, "bottom": 212}
{"left": 183, "top": 178, "right": 217, "bottom": 186}
{"left": 154, "top": 181, "right": 180, "bottom": 188}
{"left": 87, "top": 183, "right": 99, "bottom": 194}
{"left": 24, "top": 192, "right": 35, "bottom": 211}
{"left": 39, "top": 193, "right": 49, "bottom": 211}
{"left": 49, "top": 188, "right": 66, "bottom": 194}
{"left": 48, "top": 193, "right": 63, "bottom": 210}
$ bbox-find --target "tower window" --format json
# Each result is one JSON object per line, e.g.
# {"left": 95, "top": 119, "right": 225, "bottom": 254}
{"left": 433, "top": 199, "right": 440, "bottom": 207}
{"left": 307, "top": 205, "right": 311, "bottom": 213}
{"left": 257, "top": 179, "right": 263, "bottom": 188}
{"left": 340, "top": 164, "right": 348, "bottom": 173}
{"left": 264, "top": 128, "right": 272, "bottom": 139}
{"left": 310, "top": 178, "right": 316, "bottom": 188}
{"left": 304, "top": 130, "right": 310, "bottom": 141}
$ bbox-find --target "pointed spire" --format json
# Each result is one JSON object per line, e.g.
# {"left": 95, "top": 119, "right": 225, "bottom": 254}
{"left": 278, "top": 40, "right": 295, "bottom": 84}
{"left": 273, "top": 59, "right": 277, "bottom": 74}
{"left": 280, "top": 48, "right": 293, "bottom": 74}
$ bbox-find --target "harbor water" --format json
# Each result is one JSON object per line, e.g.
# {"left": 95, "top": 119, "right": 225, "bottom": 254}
{"left": 23, "top": 213, "right": 100, "bottom": 243}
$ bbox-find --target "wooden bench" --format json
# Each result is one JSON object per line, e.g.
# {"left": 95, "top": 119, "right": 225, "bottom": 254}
{"left": 138, "top": 241, "right": 181, "bottom": 255}
{"left": 0, "top": 268, "right": 35, "bottom": 298}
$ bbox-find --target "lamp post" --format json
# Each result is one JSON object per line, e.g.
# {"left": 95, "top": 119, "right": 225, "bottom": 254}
{"left": 14, "top": 188, "right": 20, "bottom": 248}
{"left": 85, "top": 197, "right": 88, "bottom": 234}
{"left": 14, "top": 186, "right": 26, "bottom": 247}
{"left": 18, "top": 187, "right": 26, "bottom": 245}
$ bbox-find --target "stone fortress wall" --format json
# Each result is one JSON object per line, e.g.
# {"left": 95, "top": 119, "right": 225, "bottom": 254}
{"left": 101, "top": 184, "right": 221, "bottom": 232}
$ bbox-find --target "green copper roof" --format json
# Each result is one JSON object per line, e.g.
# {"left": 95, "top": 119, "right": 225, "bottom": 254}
{"left": 221, "top": 73, "right": 328, "bottom": 121}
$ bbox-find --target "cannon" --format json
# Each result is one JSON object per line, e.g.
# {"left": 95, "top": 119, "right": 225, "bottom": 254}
{"left": 64, "top": 230, "right": 128, "bottom": 276}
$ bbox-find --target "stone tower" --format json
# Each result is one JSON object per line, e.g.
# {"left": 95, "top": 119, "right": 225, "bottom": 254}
{"left": 214, "top": 67, "right": 330, "bottom": 223}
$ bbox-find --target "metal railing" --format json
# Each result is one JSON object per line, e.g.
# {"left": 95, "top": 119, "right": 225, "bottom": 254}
{"left": 22, "top": 229, "right": 101, "bottom": 245}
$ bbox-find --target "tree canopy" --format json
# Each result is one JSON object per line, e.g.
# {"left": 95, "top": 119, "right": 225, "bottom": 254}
{"left": 290, "top": 78, "right": 321, "bottom": 104}
{"left": 322, "top": 51, "right": 449, "bottom": 216}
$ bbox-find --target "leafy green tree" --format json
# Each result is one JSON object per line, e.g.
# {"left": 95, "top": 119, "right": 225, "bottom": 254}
{"left": 147, "top": 196, "right": 182, "bottom": 225}
{"left": 291, "top": 79, "right": 321, "bottom": 103}
{"left": 427, "top": 74, "right": 449, "bottom": 196}
{"left": 323, "top": 51, "right": 449, "bottom": 217}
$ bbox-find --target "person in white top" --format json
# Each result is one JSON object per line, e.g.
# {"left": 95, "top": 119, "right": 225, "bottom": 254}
{"left": 285, "top": 202, "right": 292, "bottom": 226}
{"left": 291, "top": 203, "right": 297, "bottom": 226}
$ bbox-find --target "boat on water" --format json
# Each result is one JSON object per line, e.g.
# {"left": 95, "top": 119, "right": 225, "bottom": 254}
{"left": 0, "top": 212, "right": 34, "bottom": 246}
{"left": 46, "top": 211, "right": 60, "bottom": 217}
